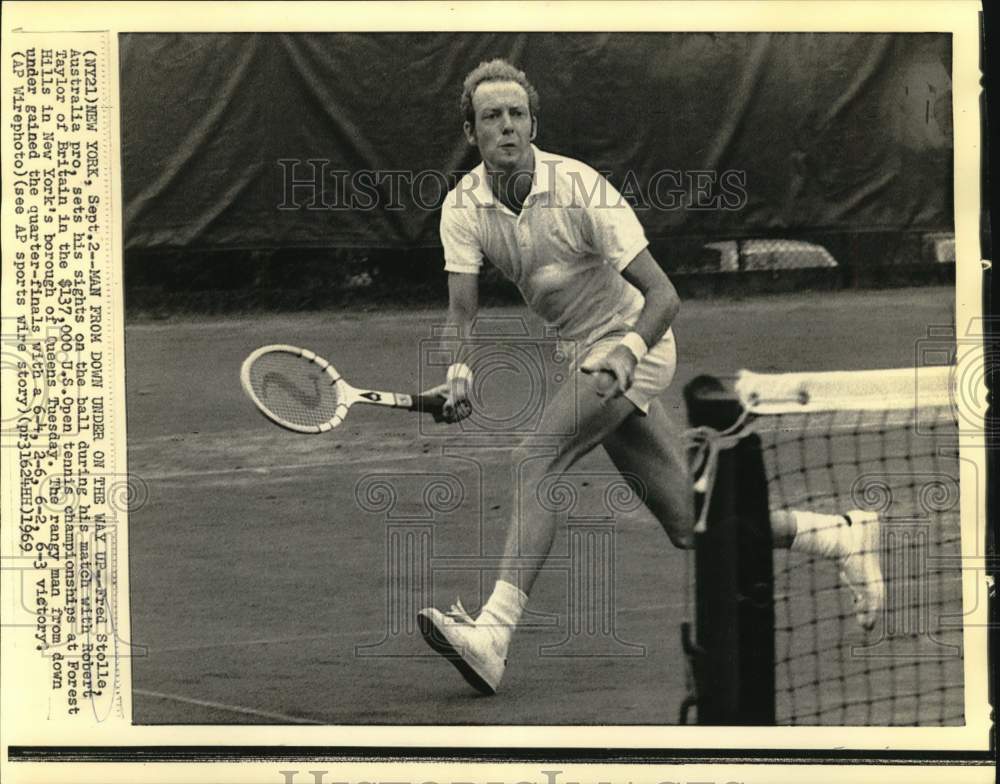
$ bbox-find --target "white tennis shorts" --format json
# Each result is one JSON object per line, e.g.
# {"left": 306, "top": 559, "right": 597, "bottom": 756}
{"left": 580, "top": 327, "right": 678, "bottom": 414}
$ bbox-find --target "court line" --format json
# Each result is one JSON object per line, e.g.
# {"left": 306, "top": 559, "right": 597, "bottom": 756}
{"left": 132, "top": 412, "right": 959, "bottom": 483}
{"left": 141, "top": 598, "right": 690, "bottom": 655}
{"left": 147, "top": 631, "right": 369, "bottom": 654}
{"left": 138, "top": 456, "right": 424, "bottom": 482}
{"left": 133, "top": 688, "right": 323, "bottom": 724}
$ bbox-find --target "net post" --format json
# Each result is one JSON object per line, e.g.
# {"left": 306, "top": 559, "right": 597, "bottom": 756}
{"left": 684, "top": 374, "right": 776, "bottom": 725}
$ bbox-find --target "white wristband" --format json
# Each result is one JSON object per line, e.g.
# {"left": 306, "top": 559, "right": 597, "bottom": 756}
{"left": 620, "top": 331, "right": 648, "bottom": 363}
{"left": 446, "top": 362, "right": 473, "bottom": 383}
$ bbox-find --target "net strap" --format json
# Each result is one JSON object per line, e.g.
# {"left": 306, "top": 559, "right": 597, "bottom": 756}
{"left": 686, "top": 407, "right": 756, "bottom": 533}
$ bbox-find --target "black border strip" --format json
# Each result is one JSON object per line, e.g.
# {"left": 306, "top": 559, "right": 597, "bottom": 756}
{"left": 980, "top": 0, "right": 999, "bottom": 771}
{"left": 7, "top": 747, "right": 995, "bottom": 764}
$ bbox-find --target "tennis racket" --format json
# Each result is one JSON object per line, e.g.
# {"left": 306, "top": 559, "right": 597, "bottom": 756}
{"left": 240, "top": 344, "right": 447, "bottom": 433}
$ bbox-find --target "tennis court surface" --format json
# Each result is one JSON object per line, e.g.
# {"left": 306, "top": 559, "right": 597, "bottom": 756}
{"left": 126, "top": 286, "right": 962, "bottom": 724}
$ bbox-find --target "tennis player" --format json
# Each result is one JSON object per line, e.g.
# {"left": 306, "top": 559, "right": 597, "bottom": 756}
{"left": 418, "top": 59, "right": 883, "bottom": 695}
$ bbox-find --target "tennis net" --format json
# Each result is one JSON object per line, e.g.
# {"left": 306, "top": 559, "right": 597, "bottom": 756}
{"left": 682, "top": 366, "right": 965, "bottom": 726}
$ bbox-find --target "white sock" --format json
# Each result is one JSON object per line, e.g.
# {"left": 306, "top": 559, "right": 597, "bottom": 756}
{"left": 789, "top": 510, "right": 852, "bottom": 559}
{"left": 477, "top": 579, "right": 528, "bottom": 652}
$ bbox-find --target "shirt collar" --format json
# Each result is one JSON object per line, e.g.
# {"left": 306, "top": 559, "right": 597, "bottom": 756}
{"left": 471, "top": 144, "right": 554, "bottom": 209}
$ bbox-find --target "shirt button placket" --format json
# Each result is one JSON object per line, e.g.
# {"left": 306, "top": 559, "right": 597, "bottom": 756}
{"left": 517, "top": 215, "right": 532, "bottom": 265}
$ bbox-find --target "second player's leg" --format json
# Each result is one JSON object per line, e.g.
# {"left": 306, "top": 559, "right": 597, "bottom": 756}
{"left": 602, "top": 398, "right": 696, "bottom": 549}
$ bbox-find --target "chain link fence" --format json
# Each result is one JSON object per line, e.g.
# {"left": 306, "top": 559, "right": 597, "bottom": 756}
{"left": 123, "top": 230, "right": 955, "bottom": 315}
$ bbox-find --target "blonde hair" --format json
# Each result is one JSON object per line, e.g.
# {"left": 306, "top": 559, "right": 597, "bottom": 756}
{"left": 460, "top": 58, "right": 540, "bottom": 124}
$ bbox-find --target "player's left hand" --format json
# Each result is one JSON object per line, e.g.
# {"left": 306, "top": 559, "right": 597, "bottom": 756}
{"left": 420, "top": 382, "right": 453, "bottom": 423}
{"left": 421, "top": 363, "right": 473, "bottom": 423}
{"left": 580, "top": 345, "right": 638, "bottom": 399}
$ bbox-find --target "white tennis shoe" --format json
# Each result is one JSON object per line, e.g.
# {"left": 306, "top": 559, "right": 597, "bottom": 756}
{"left": 417, "top": 600, "right": 506, "bottom": 695}
{"left": 838, "top": 510, "right": 885, "bottom": 631}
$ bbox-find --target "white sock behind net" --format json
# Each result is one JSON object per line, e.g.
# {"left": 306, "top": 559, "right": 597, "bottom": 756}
{"left": 789, "top": 510, "right": 851, "bottom": 559}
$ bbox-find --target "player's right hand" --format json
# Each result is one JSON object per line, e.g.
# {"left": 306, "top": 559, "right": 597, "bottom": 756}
{"left": 580, "top": 344, "right": 637, "bottom": 399}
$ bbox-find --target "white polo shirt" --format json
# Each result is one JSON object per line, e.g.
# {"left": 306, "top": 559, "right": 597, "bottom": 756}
{"left": 440, "top": 145, "right": 648, "bottom": 346}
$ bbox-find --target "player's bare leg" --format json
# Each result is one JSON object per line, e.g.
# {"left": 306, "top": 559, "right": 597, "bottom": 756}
{"left": 417, "top": 370, "right": 637, "bottom": 694}
{"left": 601, "top": 398, "right": 695, "bottom": 549}
{"left": 494, "top": 376, "right": 639, "bottom": 594}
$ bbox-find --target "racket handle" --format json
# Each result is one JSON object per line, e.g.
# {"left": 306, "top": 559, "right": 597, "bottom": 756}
{"left": 408, "top": 393, "right": 447, "bottom": 417}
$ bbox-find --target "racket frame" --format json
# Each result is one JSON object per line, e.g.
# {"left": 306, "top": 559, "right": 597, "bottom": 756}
{"left": 240, "top": 344, "right": 445, "bottom": 434}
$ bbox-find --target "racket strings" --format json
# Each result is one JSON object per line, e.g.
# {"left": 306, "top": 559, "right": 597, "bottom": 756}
{"left": 247, "top": 351, "right": 344, "bottom": 428}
